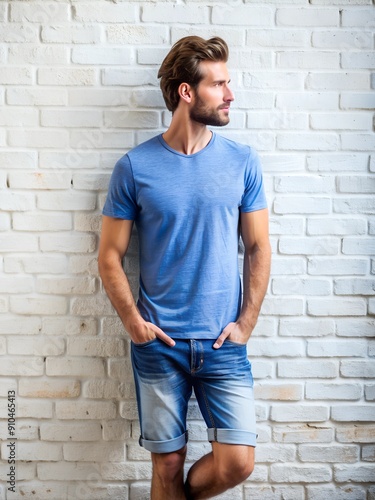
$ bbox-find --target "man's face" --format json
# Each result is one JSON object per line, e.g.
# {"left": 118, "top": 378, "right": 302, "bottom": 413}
{"left": 189, "top": 61, "right": 234, "bottom": 127}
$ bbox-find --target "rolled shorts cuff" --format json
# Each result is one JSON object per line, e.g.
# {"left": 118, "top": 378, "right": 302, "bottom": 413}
{"left": 139, "top": 431, "right": 188, "bottom": 454}
{"left": 207, "top": 428, "right": 257, "bottom": 447}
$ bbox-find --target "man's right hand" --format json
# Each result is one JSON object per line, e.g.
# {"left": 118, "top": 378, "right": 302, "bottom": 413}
{"left": 129, "top": 320, "right": 175, "bottom": 347}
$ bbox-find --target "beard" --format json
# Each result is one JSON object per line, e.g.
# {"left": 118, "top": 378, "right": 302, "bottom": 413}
{"left": 189, "top": 92, "right": 230, "bottom": 127}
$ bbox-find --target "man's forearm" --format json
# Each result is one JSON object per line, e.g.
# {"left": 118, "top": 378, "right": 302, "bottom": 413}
{"left": 99, "top": 256, "right": 143, "bottom": 332}
{"left": 238, "top": 243, "right": 271, "bottom": 334}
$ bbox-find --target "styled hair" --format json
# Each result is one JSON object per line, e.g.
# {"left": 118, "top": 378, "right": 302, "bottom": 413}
{"left": 158, "top": 36, "right": 229, "bottom": 112}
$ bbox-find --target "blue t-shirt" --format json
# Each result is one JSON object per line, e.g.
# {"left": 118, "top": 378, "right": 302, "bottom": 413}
{"left": 103, "top": 132, "right": 267, "bottom": 339}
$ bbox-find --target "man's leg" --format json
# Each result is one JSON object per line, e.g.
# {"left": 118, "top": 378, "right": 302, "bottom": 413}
{"left": 151, "top": 446, "right": 187, "bottom": 500}
{"left": 184, "top": 442, "right": 254, "bottom": 499}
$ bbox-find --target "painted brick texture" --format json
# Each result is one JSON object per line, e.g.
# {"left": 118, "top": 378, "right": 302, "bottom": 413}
{"left": 0, "top": 0, "right": 374, "bottom": 498}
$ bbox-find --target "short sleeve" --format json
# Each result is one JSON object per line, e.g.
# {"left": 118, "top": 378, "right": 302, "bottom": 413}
{"left": 240, "top": 147, "right": 267, "bottom": 213}
{"left": 102, "top": 154, "right": 138, "bottom": 220}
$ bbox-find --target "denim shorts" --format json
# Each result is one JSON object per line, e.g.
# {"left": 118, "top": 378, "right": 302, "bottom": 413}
{"left": 131, "top": 338, "right": 257, "bottom": 454}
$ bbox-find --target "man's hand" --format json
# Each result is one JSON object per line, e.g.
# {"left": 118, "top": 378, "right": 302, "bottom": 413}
{"left": 213, "top": 321, "right": 251, "bottom": 349}
{"left": 129, "top": 320, "right": 175, "bottom": 347}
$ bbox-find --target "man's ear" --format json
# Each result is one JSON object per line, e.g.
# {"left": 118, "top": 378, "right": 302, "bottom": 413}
{"left": 178, "top": 82, "right": 193, "bottom": 104}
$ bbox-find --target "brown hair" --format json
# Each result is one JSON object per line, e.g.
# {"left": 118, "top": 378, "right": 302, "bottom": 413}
{"left": 158, "top": 36, "right": 229, "bottom": 112}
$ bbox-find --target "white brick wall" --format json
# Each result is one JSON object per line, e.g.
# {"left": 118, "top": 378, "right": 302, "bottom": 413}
{"left": 0, "top": 0, "right": 374, "bottom": 498}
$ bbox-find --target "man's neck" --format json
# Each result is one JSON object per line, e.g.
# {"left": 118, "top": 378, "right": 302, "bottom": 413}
{"left": 162, "top": 113, "right": 212, "bottom": 156}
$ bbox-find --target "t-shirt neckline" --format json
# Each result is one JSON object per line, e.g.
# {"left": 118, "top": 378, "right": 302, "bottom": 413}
{"left": 158, "top": 132, "right": 216, "bottom": 158}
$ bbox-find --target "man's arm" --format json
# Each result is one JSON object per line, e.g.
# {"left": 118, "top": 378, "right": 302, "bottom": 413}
{"left": 98, "top": 215, "right": 175, "bottom": 346}
{"left": 213, "top": 208, "right": 271, "bottom": 348}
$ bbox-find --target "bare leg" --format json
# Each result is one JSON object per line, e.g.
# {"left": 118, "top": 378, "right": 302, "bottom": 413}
{"left": 185, "top": 443, "right": 254, "bottom": 499}
{"left": 151, "top": 446, "right": 187, "bottom": 500}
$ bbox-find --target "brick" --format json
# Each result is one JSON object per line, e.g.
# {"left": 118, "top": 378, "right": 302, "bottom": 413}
{"left": 273, "top": 424, "right": 334, "bottom": 444}
{"left": 277, "top": 51, "right": 339, "bottom": 69}
{"left": 271, "top": 257, "right": 306, "bottom": 275}
{"left": 247, "top": 29, "right": 309, "bottom": 48}
{"left": 37, "top": 462, "right": 101, "bottom": 481}
{"left": 42, "top": 25, "right": 102, "bottom": 44}
{"left": 279, "top": 237, "right": 338, "bottom": 255}
{"left": 0, "top": 24, "right": 38, "bottom": 43}
{"left": 275, "top": 198, "right": 331, "bottom": 215}
{"left": 15, "top": 482, "right": 68, "bottom": 499}
{"left": 336, "top": 425, "right": 375, "bottom": 443}
{"left": 0, "top": 152, "right": 37, "bottom": 170}
{"left": 272, "top": 278, "right": 331, "bottom": 296}
{"left": 104, "top": 110, "right": 160, "bottom": 129}
{"left": 69, "top": 484, "right": 129, "bottom": 500}
{"left": 278, "top": 133, "right": 339, "bottom": 151}
{"left": 38, "top": 67, "right": 97, "bottom": 86}
{"left": 4, "top": 254, "right": 67, "bottom": 274}
{"left": 256, "top": 444, "right": 296, "bottom": 463}
{"left": 306, "top": 383, "right": 362, "bottom": 401}
{"left": 106, "top": 25, "right": 168, "bottom": 45}
{"left": 19, "top": 378, "right": 79, "bottom": 398}
{"left": 37, "top": 276, "right": 96, "bottom": 295}
{"left": 2, "top": 441, "right": 62, "bottom": 461}
{"left": 102, "top": 67, "right": 158, "bottom": 87}
{"left": 0, "top": 357, "right": 44, "bottom": 376}
{"left": 270, "top": 218, "right": 304, "bottom": 235}
{"left": 313, "top": 30, "right": 373, "bottom": 49}
{"left": 70, "top": 129, "right": 134, "bottom": 149}
{"left": 248, "top": 338, "right": 304, "bottom": 357}
{"left": 67, "top": 337, "right": 125, "bottom": 357}
{"left": 0, "top": 275, "right": 34, "bottom": 294}
{"left": 340, "top": 92, "right": 375, "bottom": 110}
{"left": 102, "top": 420, "right": 131, "bottom": 441}
{"left": 0, "top": 191, "right": 35, "bottom": 212}
{"left": 248, "top": 111, "right": 307, "bottom": 130}
{"left": 0, "top": 316, "right": 41, "bottom": 335}
{"left": 42, "top": 317, "right": 98, "bottom": 336}
{"left": 73, "top": 2, "right": 137, "bottom": 23}
{"left": 74, "top": 213, "right": 102, "bottom": 232}
{"left": 340, "top": 361, "right": 375, "bottom": 378}
{"left": 362, "top": 445, "right": 375, "bottom": 461}
{"left": 171, "top": 27, "right": 245, "bottom": 47}
{"left": 334, "top": 278, "right": 375, "bottom": 295}
{"left": 37, "top": 192, "right": 96, "bottom": 211}
{"left": 41, "top": 109, "right": 103, "bottom": 128}
{"left": 279, "top": 318, "right": 335, "bottom": 337}
{"left": 255, "top": 383, "right": 303, "bottom": 401}
{"left": 271, "top": 464, "right": 332, "bottom": 483}
{"left": 341, "top": 8, "right": 375, "bottom": 27}
{"left": 144, "top": 4, "right": 209, "bottom": 23}
{"left": 308, "top": 340, "right": 367, "bottom": 357}
{"left": 56, "top": 400, "right": 116, "bottom": 420}
{"left": 8, "top": 44, "right": 68, "bottom": 65}
{"left": 13, "top": 212, "right": 72, "bottom": 232}
{"left": 8, "top": 171, "right": 71, "bottom": 190}
{"left": 8, "top": 129, "right": 69, "bottom": 148}
{"left": 100, "top": 461, "right": 152, "bottom": 481}
{"left": 271, "top": 405, "right": 329, "bottom": 423}
{"left": 342, "top": 238, "right": 375, "bottom": 255}
{"left": 299, "top": 444, "right": 359, "bottom": 463}
{"left": 307, "top": 153, "right": 368, "bottom": 172}
{"left": 69, "top": 255, "right": 100, "bottom": 276}
{"left": 277, "top": 92, "right": 338, "bottom": 111}
{"left": 275, "top": 175, "right": 333, "bottom": 193}
{"left": 332, "top": 406, "right": 375, "bottom": 422}
{"left": 311, "top": 113, "right": 371, "bottom": 131}
{"left": 0, "top": 233, "right": 38, "bottom": 253}
{"left": 40, "top": 422, "right": 102, "bottom": 441}
{"left": 72, "top": 46, "right": 133, "bottom": 65}
{"left": 245, "top": 485, "right": 305, "bottom": 500}
{"left": 306, "top": 72, "right": 370, "bottom": 91}
{"left": 334, "top": 464, "right": 375, "bottom": 482}
{"left": 341, "top": 133, "right": 375, "bottom": 151}
{"left": 307, "top": 219, "right": 367, "bottom": 236}
{"left": 276, "top": 8, "right": 339, "bottom": 26}
{"left": 63, "top": 442, "right": 124, "bottom": 462}
{"left": 365, "top": 385, "right": 375, "bottom": 401}
{"left": 278, "top": 360, "right": 338, "bottom": 378}
{"left": 8, "top": 336, "right": 65, "bottom": 356}
{"left": 307, "top": 486, "right": 366, "bottom": 500}
{"left": 308, "top": 298, "right": 366, "bottom": 316}
{"left": 71, "top": 295, "right": 115, "bottom": 317}
{"left": 260, "top": 298, "right": 304, "bottom": 316}
{"left": 10, "top": 2, "right": 69, "bottom": 22}
{"left": 10, "top": 296, "right": 67, "bottom": 315}
{"left": 46, "top": 357, "right": 105, "bottom": 377}
{"left": 0, "top": 107, "right": 38, "bottom": 127}
{"left": 339, "top": 175, "right": 375, "bottom": 193}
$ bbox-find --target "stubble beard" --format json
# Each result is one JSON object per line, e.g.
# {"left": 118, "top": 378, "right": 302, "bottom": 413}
{"left": 189, "top": 93, "right": 230, "bottom": 127}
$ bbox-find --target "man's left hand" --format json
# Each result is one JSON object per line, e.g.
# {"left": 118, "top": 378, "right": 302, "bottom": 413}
{"left": 213, "top": 321, "right": 251, "bottom": 349}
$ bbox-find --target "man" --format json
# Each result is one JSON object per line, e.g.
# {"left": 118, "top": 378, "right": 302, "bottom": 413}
{"left": 98, "top": 36, "right": 271, "bottom": 499}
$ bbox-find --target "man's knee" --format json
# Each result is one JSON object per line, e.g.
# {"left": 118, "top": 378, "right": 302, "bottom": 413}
{"left": 152, "top": 447, "right": 187, "bottom": 483}
{"left": 215, "top": 445, "right": 254, "bottom": 487}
